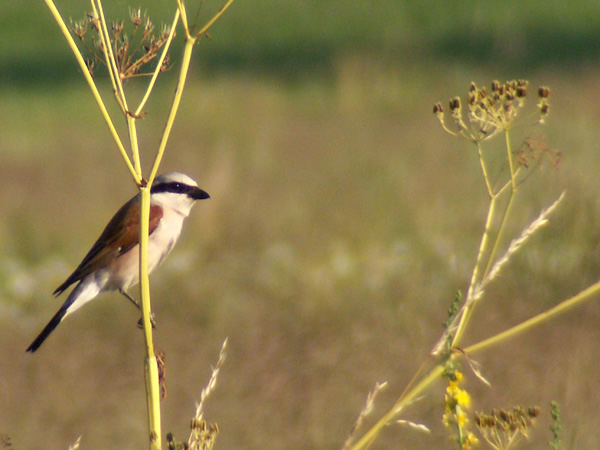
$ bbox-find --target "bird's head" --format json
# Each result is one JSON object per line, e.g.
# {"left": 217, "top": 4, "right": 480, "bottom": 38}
{"left": 150, "top": 172, "right": 210, "bottom": 216}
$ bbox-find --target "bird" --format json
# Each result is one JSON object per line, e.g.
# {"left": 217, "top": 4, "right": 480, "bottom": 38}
{"left": 26, "top": 172, "right": 210, "bottom": 353}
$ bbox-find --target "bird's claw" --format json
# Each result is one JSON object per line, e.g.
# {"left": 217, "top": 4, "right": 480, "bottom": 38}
{"left": 137, "top": 313, "right": 157, "bottom": 329}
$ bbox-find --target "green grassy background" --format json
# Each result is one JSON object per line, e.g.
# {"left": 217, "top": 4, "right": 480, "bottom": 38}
{"left": 3, "top": 1, "right": 600, "bottom": 449}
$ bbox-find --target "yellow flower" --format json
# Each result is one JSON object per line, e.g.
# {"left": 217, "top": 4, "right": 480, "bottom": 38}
{"left": 463, "top": 431, "right": 479, "bottom": 449}
{"left": 454, "top": 371, "right": 463, "bottom": 383}
{"left": 456, "top": 389, "right": 471, "bottom": 409}
{"left": 456, "top": 409, "right": 468, "bottom": 428}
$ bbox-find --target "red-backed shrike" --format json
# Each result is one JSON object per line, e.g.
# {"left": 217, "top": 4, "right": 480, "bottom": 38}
{"left": 26, "top": 172, "right": 209, "bottom": 353}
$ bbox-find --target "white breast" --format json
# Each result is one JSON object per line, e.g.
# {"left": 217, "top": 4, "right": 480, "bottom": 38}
{"left": 147, "top": 207, "right": 186, "bottom": 271}
{"left": 103, "top": 206, "right": 186, "bottom": 291}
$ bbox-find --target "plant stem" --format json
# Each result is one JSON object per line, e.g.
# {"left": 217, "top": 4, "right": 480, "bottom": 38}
{"left": 148, "top": 0, "right": 236, "bottom": 185}
{"left": 139, "top": 186, "right": 162, "bottom": 449}
{"left": 43, "top": 3, "right": 236, "bottom": 448}
{"left": 92, "top": 0, "right": 145, "bottom": 175}
{"left": 148, "top": 35, "right": 196, "bottom": 184}
{"left": 348, "top": 364, "right": 445, "bottom": 450}
{"left": 453, "top": 129, "right": 518, "bottom": 347}
{"left": 477, "top": 142, "right": 494, "bottom": 198}
{"left": 466, "top": 278, "right": 600, "bottom": 354}
{"left": 92, "top": 0, "right": 127, "bottom": 108}
{"left": 42, "top": 0, "right": 139, "bottom": 184}
{"left": 135, "top": 10, "right": 181, "bottom": 117}
{"left": 482, "top": 130, "right": 517, "bottom": 279}
{"left": 195, "top": 0, "right": 237, "bottom": 37}
{"left": 452, "top": 193, "right": 499, "bottom": 347}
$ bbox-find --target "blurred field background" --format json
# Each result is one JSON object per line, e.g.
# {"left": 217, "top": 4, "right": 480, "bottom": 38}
{"left": 3, "top": 1, "right": 600, "bottom": 449}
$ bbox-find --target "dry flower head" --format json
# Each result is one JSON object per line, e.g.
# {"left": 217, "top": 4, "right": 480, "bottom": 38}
{"left": 434, "top": 80, "right": 550, "bottom": 143}
{"left": 474, "top": 405, "right": 540, "bottom": 450}
{"left": 69, "top": 10, "right": 172, "bottom": 80}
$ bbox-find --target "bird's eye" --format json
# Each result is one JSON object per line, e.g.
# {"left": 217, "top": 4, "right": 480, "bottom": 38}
{"left": 151, "top": 181, "right": 189, "bottom": 195}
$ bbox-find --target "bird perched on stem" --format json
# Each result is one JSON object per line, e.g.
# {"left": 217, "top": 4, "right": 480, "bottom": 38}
{"left": 26, "top": 172, "right": 209, "bottom": 353}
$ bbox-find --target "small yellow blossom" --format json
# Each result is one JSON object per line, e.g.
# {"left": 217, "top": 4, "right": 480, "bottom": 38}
{"left": 464, "top": 431, "right": 479, "bottom": 449}
{"left": 443, "top": 369, "right": 476, "bottom": 449}
{"left": 456, "top": 409, "right": 468, "bottom": 428}
{"left": 455, "top": 389, "right": 471, "bottom": 409}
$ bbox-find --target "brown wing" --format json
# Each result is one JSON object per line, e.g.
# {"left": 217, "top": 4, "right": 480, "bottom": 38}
{"left": 53, "top": 198, "right": 163, "bottom": 295}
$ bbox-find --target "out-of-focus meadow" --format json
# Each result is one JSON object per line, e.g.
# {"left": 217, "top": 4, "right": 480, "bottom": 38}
{"left": 3, "top": 1, "right": 600, "bottom": 449}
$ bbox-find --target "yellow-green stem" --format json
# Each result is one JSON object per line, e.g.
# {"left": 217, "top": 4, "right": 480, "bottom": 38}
{"left": 505, "top": 129, "right": 518, "bottom": 190}
{"left": 128, "top": 117, "right": 142, "bottom": 177}
{"left": 482, "top": 130, "right": 518, "bottom": 278}
{"left": 477, "top": 142, "right": 494, "bottom": 198}
{"left": 42, "top": 0, "right": 139, "bottom": 184}
{"left": 351, "top": 275, "right": 600, "bottom": 450}
{"left": 348, "top": 364, "right": 445, "bottom": 450}
{"left": 176, "top": 0, "right": 191, "bottom": 39}
{"left": 195, "top": 0, "right": 237, "bottom": 38}
{"left": 92, "top": 0, "right": 126, "bottom": 108}
{"left": 482, "top": 189, "right": 516, "bottom": 279}
{"left": 452, "top": 193, "right": 499, "bottom": 347}
{"left": 453, "top": 129, "right": 519, "bottom": 347}
{"left": 135, "top": 10, "right": 181, "bottom": 117}
{"left": 91, "top": 0, "right": 143, "bottom": 175}
{"left": 139, "top": 186, "right": 161, "bottom": 449}
{"left": 466, "top": 278, "right": 600, "bottom": 354}
{"left": 147, "top": 0, "right": 237, "bottom": 184}
{"left": 148, "top": 36, "right": 196, "bottom": 184}
{"left": 44, "top": 3, "right": 236, "bottom": 449}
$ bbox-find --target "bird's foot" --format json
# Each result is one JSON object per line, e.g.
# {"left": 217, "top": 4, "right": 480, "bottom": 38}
{"left": 137, "top": 313, "right": 157, "bottom": 330}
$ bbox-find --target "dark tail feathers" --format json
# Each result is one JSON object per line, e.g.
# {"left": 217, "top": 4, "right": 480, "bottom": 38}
{"left": 26, "top": 304, "right": 70, "bottom": 353}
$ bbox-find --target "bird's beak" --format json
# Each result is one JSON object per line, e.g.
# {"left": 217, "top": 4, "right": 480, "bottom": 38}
{"left": 191, "top": 188, "right": 210, "bottom": 200}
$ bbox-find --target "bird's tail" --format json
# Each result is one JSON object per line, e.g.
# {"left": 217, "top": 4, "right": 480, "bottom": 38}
{"left": 26, "top": 303, "right": 71, "bottom": 352}
{"left": 26, "top": 277, "right": 102, "bottom": 353}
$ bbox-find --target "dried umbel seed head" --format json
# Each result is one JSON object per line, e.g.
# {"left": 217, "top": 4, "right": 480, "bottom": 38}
{"left": 434, "top": 79, "right": 547, "bottom": 143}
{"left": 71, "top": 19, "right": 88, "bottom": 40}
{"left": 475, "top": 405, "right": 540, "bottom": 432}
{"left": 88, "top": 13, "right": 100, "bottom": 31}
{"left": 160, "top": 24, "right": 172, "bottom": 41}
{"left": 85, "top": 58, "right": 95, "bottom": 76}
{"left": 468, "top": 91, "right": 477, "bottom": 105}
{"left": 449, "top": 97, "right": 461, "bottom": 111}
{"left": 76, "top": 9, "right": 172, "bottom": 81}
{"left": 112, "top": 20, "right": 124, "bottom": 36}
{"left": 517, "top": 79, "right": 528, "bottom": 89}
{"left": 538, "top": 86, "right": 550, "bottom": 98}
{"left": 144, "top": 17, "right": 154, "bottom": 36}
{"left": 433, "top": 102, "right": 444, "bottom": 114}
{"left": 160, "top": 54, "right": 170, "bottom": 72}
{"left": 129, "top": 8, "right": 143, "bottom": 26}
